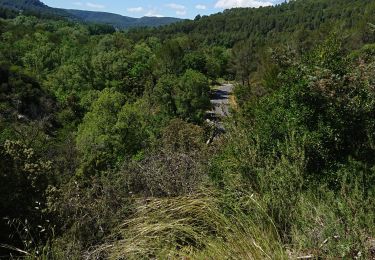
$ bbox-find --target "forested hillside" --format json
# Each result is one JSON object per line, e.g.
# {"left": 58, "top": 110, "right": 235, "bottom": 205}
{"left": 0, "top": 0, "right": 375, "bottom": 258}
{"left": 129, "top": 0, "right": 375, "bottom": 45}
{"left": 0, "top": 0, "right": 182, "bottom": 28}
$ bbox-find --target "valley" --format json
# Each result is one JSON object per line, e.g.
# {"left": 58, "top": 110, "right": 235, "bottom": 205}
{"left": 0, "top": 0, "right": 375, "bottom": 259}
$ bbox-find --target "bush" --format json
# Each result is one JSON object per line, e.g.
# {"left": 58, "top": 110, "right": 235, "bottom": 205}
{"left": 0, "top": 140, "right": 52, "bottom": 254}
{"left": 46, "top": 172, "right": 134, "bottom": 258}
{"left": 208, "top": 37, "right": 375, "bottom": 258}
{"left": 242, "top": 37, "right": 375, "bottom": 182}
{"left": 123, "top": 119, "right": 208, "bottom": 197}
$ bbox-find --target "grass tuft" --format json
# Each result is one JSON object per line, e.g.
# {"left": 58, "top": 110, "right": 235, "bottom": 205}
{"left": 91, "top": 190, "right": 286, "bottom": 259}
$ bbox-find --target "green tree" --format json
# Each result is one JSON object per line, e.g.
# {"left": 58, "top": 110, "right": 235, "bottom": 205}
{"left": 22, "top": 32, "right": 56, "bottom": 79}
{"left": 205, "top": 46, "right": 229, "bottom": 79}
{"left": 128, "top": 43, "right": 154, "bottom": 96}
{"left": 115, "top": 100, "right": 150, "bottom": 156}
{"left": 76, "top": 88, "right": 125, "bottom": 175}
{"left": 153, "top": 74, "right": 178, "bottom": 117}
{"left": 156, "top": 38, "right": 184, "bottom": 74}
{"left": 175, "top": 69, "right": 211, "bottom": 123}
{"left": 91, "top": 50, "right": 130, "bottom": 91}
{"left": 183, "top": 51, "right": 207, "bottom": 74}
{"left": 230, "top": 40, "right": 258, "bottom": 86}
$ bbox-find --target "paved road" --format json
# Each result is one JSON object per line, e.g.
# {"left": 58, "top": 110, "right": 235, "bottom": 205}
{"left": 208, "top": 83, "right": 234, "bottom": 119}
{"left": 206, "top": 83, "right": 234, "bottom": 136}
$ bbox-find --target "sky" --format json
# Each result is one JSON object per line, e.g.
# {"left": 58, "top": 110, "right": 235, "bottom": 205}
{"left": 42, "top": 0, "right": 284, "bottom": 19}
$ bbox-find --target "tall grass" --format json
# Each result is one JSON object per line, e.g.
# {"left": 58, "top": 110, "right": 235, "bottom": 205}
{"left": 206, "top": 122, "right": 375, "bottom": 258}
{"left": 90, "top": 190, "right": 286, "bottom": 259}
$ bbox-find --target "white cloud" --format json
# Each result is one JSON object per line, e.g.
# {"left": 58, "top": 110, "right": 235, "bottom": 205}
{"left": 127, "top": 7, "right": 144, "bottom": 13}
{"left": 86, "top": 2, "right": 105, "bottom": 9}
{"left": 166, "top": 3, "right": 186, "bottom": 10}
{"left": 195, "top": 4, "right": 207, "bottom": 10}
{"left": 73, "top": 2, "right": 83, "bottom": 6}
{"left": 215, "top": 0, "right": 274, "bottom": 8}
{"left": 176, "top": 10, "right": 187, "bottom": 15}
{"left": 145, "top": 9, "right": 164, "bottom": 17}
{"left": 166, "top": 3, "right": 187, "bottom": 16}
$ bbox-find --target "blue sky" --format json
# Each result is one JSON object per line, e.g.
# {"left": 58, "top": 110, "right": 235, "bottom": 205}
{"left": 43, "top": 0, "right": 284, "bottom": 19}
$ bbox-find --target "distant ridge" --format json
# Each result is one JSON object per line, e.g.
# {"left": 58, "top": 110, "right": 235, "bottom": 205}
{"left": 65, "top": 9, "right": 182, "bottom": 29}
{"left": 0, "top": 0, "right": 182, "bottom": 29}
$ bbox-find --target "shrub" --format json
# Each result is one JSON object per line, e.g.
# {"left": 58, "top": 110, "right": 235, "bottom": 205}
{"left": 123, "top": 119, "right": 207, "bottom": 197}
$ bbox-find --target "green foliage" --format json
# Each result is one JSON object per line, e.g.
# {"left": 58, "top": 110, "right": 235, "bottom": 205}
{"left": 153, "top": 74, "right": 178, "bottom": 116}
{"left": 153, "top": 70, "right": 211, "bottom": 123}
{"left": 155, "top": 38, "right": 184, "bottom": 74}
{"left": 0, "top": 0, "right": 181, "bottom": 29}
{"left": 115, "top": 100, "right": 151, "bottom": 156}
{"left": 212, "top": 36, "right": 375, "bottom": 258}
{"left": 230, "top": 39, "right": 258, "bottom": 85}
{"left": 307, "top": 33, "right": 348, "bottom": 75}
{"left": 76, "top": 88, "right": 126, "bottom": 175}
{"left": 0, "top": 64, "right": 54, "bottom": 122}
{"left": 183, "top": 51, "right": 207, "bottom": 73}
{"left": 207, "top": 46, "right": 229, "bottom": 78}
{"left": 0, "top": 140, "right": 52, "bottom": 253}
{"left": 0, "top": 6, "right": 16, "bottom": 18}
{"left": 1, "top": 1, "right": 375, "bottom": 258}
{"left": 128, "top": 0, "right": 375, "bottom": 48}
{"left": 87, "top": 23, "right": 115, "bottom": 35}
{"left": 250, "top": 38, "right": 375, "bottom": 180}
{"left": 76, "top": 89, "right": 157, "bottom": 176}
{"left": 291, "top": 161, "right": 375, "bottom": 258}
{"left": 175, "top": 69, "right": 211, "bottom": 123}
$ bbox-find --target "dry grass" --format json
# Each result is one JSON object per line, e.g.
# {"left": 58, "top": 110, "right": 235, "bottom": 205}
{"left": 90, "top": 190, "right": 287, "bottom": 260}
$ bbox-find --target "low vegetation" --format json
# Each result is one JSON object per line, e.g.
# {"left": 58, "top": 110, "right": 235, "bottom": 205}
{"left": 0, "top": 0, "right": 375, "bottom": 258}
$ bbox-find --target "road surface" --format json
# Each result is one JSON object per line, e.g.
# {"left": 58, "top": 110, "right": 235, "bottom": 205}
{"left": 206, "top": 83, "right": 234, "bottom": 134}
{"left": 207, "top": 83, "right": 234, "bottom": 119}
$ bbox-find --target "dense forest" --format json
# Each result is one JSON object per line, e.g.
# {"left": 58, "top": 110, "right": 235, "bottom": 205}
{"left": 0, "top": 0, "right": 375, "bottom": 258}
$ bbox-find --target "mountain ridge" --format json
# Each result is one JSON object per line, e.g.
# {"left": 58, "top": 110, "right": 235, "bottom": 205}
{"left": 0, "top": 0, "right": 182, "bottom": 29}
